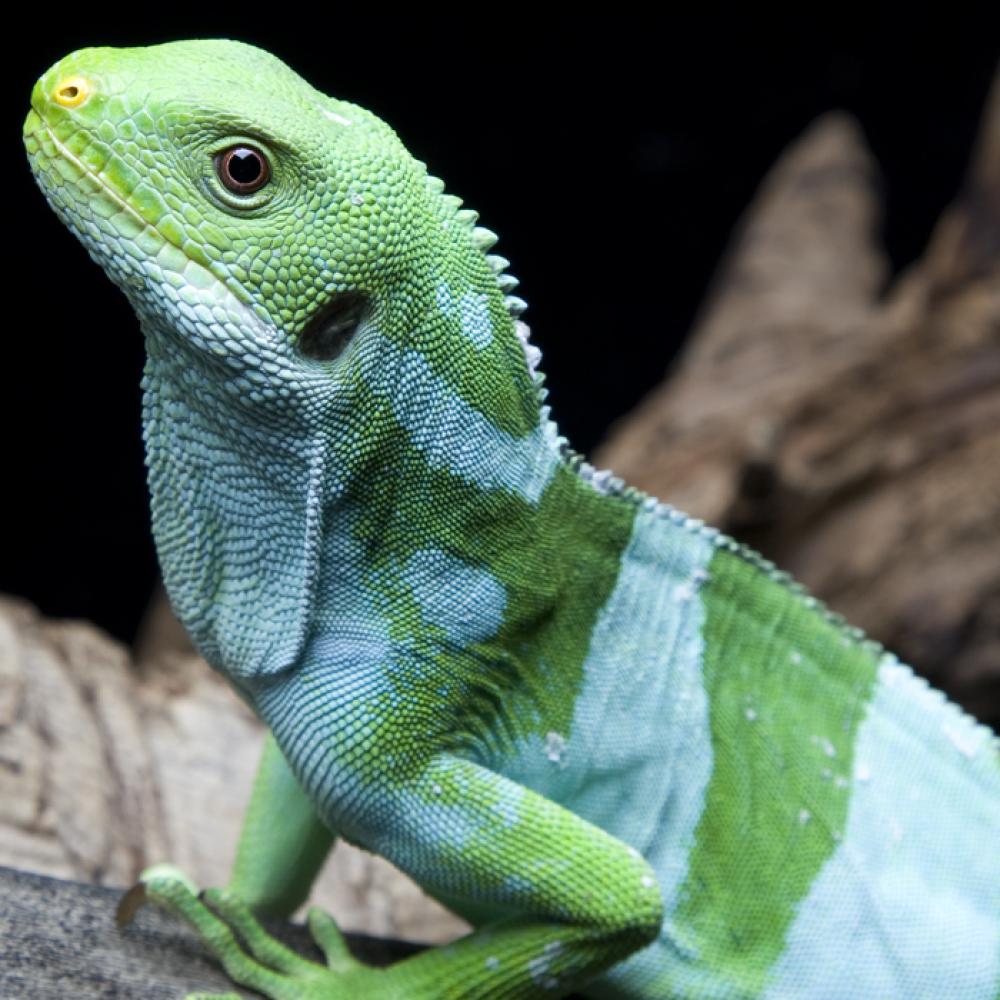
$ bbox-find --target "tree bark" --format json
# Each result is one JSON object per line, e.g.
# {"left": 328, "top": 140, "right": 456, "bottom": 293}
{"left": 0, "top": 864, "right": 423, "bottom": 999}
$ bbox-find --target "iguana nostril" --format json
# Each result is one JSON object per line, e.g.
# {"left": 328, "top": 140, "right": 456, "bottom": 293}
{"left": 52, "top": 75, "right": 90, "bottom": 108}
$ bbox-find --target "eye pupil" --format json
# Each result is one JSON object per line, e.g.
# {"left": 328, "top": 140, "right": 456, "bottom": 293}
{"left": 218, "top": 146, "right": 270, "bottom": 194}
{"left": 228, "top": 149, "right": 262, "bottom": 183}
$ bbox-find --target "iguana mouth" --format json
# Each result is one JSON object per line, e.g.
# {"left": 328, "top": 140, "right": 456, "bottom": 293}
{"left": 25, "top": 108, "right": 256, "bottom": 315}
{"left": 24, "top": 107, "right": 45, "bottom": 137}
{"left": 33, "top": 116, "right": 150, "bottom": 233}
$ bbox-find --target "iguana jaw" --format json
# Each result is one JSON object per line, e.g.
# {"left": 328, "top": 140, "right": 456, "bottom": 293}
{"left": 27, "top": 110, "right": 148, "bottom": 241}
{"left": 24, "top": 101, "right": 261, "bottom": 330}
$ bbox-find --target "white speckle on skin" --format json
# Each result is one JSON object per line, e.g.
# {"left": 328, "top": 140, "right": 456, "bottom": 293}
{"left": 745, "top": 707, "right": 758, "bottom": 722}
{"left": 528, "top": 948, "right": 561, "bottom": 990}
{"left": 459, "top": 291, "right": 494, "bottom": 349}
{"left": 790, "top": 650, "right": 803, "bottom": 665}
{"left": 491, "top": 795, "right": 521, "bottom": 829}
{"left": 432, "top": 783, "right": 443, "bottom": 796}
{"left": 544, "top": 731, "right": 566, "bottom": 764}
{"left": 485, "top": 956, "right": 500, "bottom": 971}
{"left": 528, "top": 956, "right": 550, "bottom": 985}
{"left": 692, "top": 568, "right": 710, "bottom": 586}
{"left": 641, "top": 875, "right": 654, "bottom": 888}
{"left": 673, "top": 583, "right": 694, "bottom": 603}
{"left": 855, "top": 762, "right": 871, "bottom": 782}
{"left": 321, "top": 108, "right": 352, "bottom": 126}
{"left": 821, "top": 737, "right": 837, "bottom": 759}
{"left": 798, "top": 809, "right": 812, "bottom": 825}
{"left": 503, "top": 874, "right": 533, "bottom": 895}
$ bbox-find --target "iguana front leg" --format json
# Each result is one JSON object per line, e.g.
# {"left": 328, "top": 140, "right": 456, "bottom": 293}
{"left": 138, "top": 750, "right": 663, "bottom": 999}
{"left": 226, "top": 732, "right": 336, "bottom": 919}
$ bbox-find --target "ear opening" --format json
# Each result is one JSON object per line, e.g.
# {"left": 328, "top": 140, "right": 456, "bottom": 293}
{"left": 298, "top": 291, "right": 369, "bottom": 360}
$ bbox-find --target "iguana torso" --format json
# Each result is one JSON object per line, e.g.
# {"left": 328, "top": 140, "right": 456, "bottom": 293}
{"left": 24, "top": 39, "right": 1000, "bottom": 999}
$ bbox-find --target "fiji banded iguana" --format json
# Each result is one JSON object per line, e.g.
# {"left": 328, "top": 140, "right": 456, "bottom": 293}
{"left": 23, "top": 38, "right": 1000, "bottom": 1000}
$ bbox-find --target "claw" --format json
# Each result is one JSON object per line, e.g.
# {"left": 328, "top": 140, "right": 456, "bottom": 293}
{"left": 115, "top": 881, "right": 148, "bottom": 928}
{"left": 118, "top": 862, "right": 202, "bottom": 928}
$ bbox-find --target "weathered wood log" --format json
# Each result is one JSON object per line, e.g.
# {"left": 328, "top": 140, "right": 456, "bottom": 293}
{"left": 0, "top": 865, "right": 422, "bottom": 999}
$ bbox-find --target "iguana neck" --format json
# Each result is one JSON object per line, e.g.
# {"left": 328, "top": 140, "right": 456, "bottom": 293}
{"left": 136, "top": 209, "right": 599, "bottom": 684}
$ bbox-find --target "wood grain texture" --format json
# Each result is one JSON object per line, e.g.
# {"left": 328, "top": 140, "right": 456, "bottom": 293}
{"left": 0, "top": 865, "right": 422, "bottom": 999}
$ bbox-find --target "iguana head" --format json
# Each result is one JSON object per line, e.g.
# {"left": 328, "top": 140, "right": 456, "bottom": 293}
{"left": 24, "top": 38, "right": 538, "bottom": 428}
{"left": 26, "top": 40, "right": 427, "bottom": 337}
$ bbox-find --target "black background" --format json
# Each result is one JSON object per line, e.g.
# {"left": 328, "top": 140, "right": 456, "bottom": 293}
{"left": 5, "top": 11, "right": 997, "bottom": 642}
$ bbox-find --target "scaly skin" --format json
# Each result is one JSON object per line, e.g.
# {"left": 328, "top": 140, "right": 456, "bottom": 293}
{"left": 24, "top": 40, "right": 1000, "bottom": 1000}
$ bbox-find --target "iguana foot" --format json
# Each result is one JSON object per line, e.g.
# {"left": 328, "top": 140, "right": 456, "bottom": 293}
{"left": 119, "top": 866, "right": 382, "bottom": 999}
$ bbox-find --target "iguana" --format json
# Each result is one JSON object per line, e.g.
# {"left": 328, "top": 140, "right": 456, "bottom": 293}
{"left": 23, "top": 39, "right": 1000, "bottom": 1000}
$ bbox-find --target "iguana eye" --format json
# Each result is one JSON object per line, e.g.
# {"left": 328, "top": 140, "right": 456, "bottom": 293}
{"left": 215, "top": 145, "right": 271, "bottom": 194}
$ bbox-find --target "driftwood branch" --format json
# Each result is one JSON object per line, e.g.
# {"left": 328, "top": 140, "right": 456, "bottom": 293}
{"left": 0, "top": 865, "right": 419, "bottom": 999}
{"left": 0, "top": 866, "right": 588, "bottom": 998}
